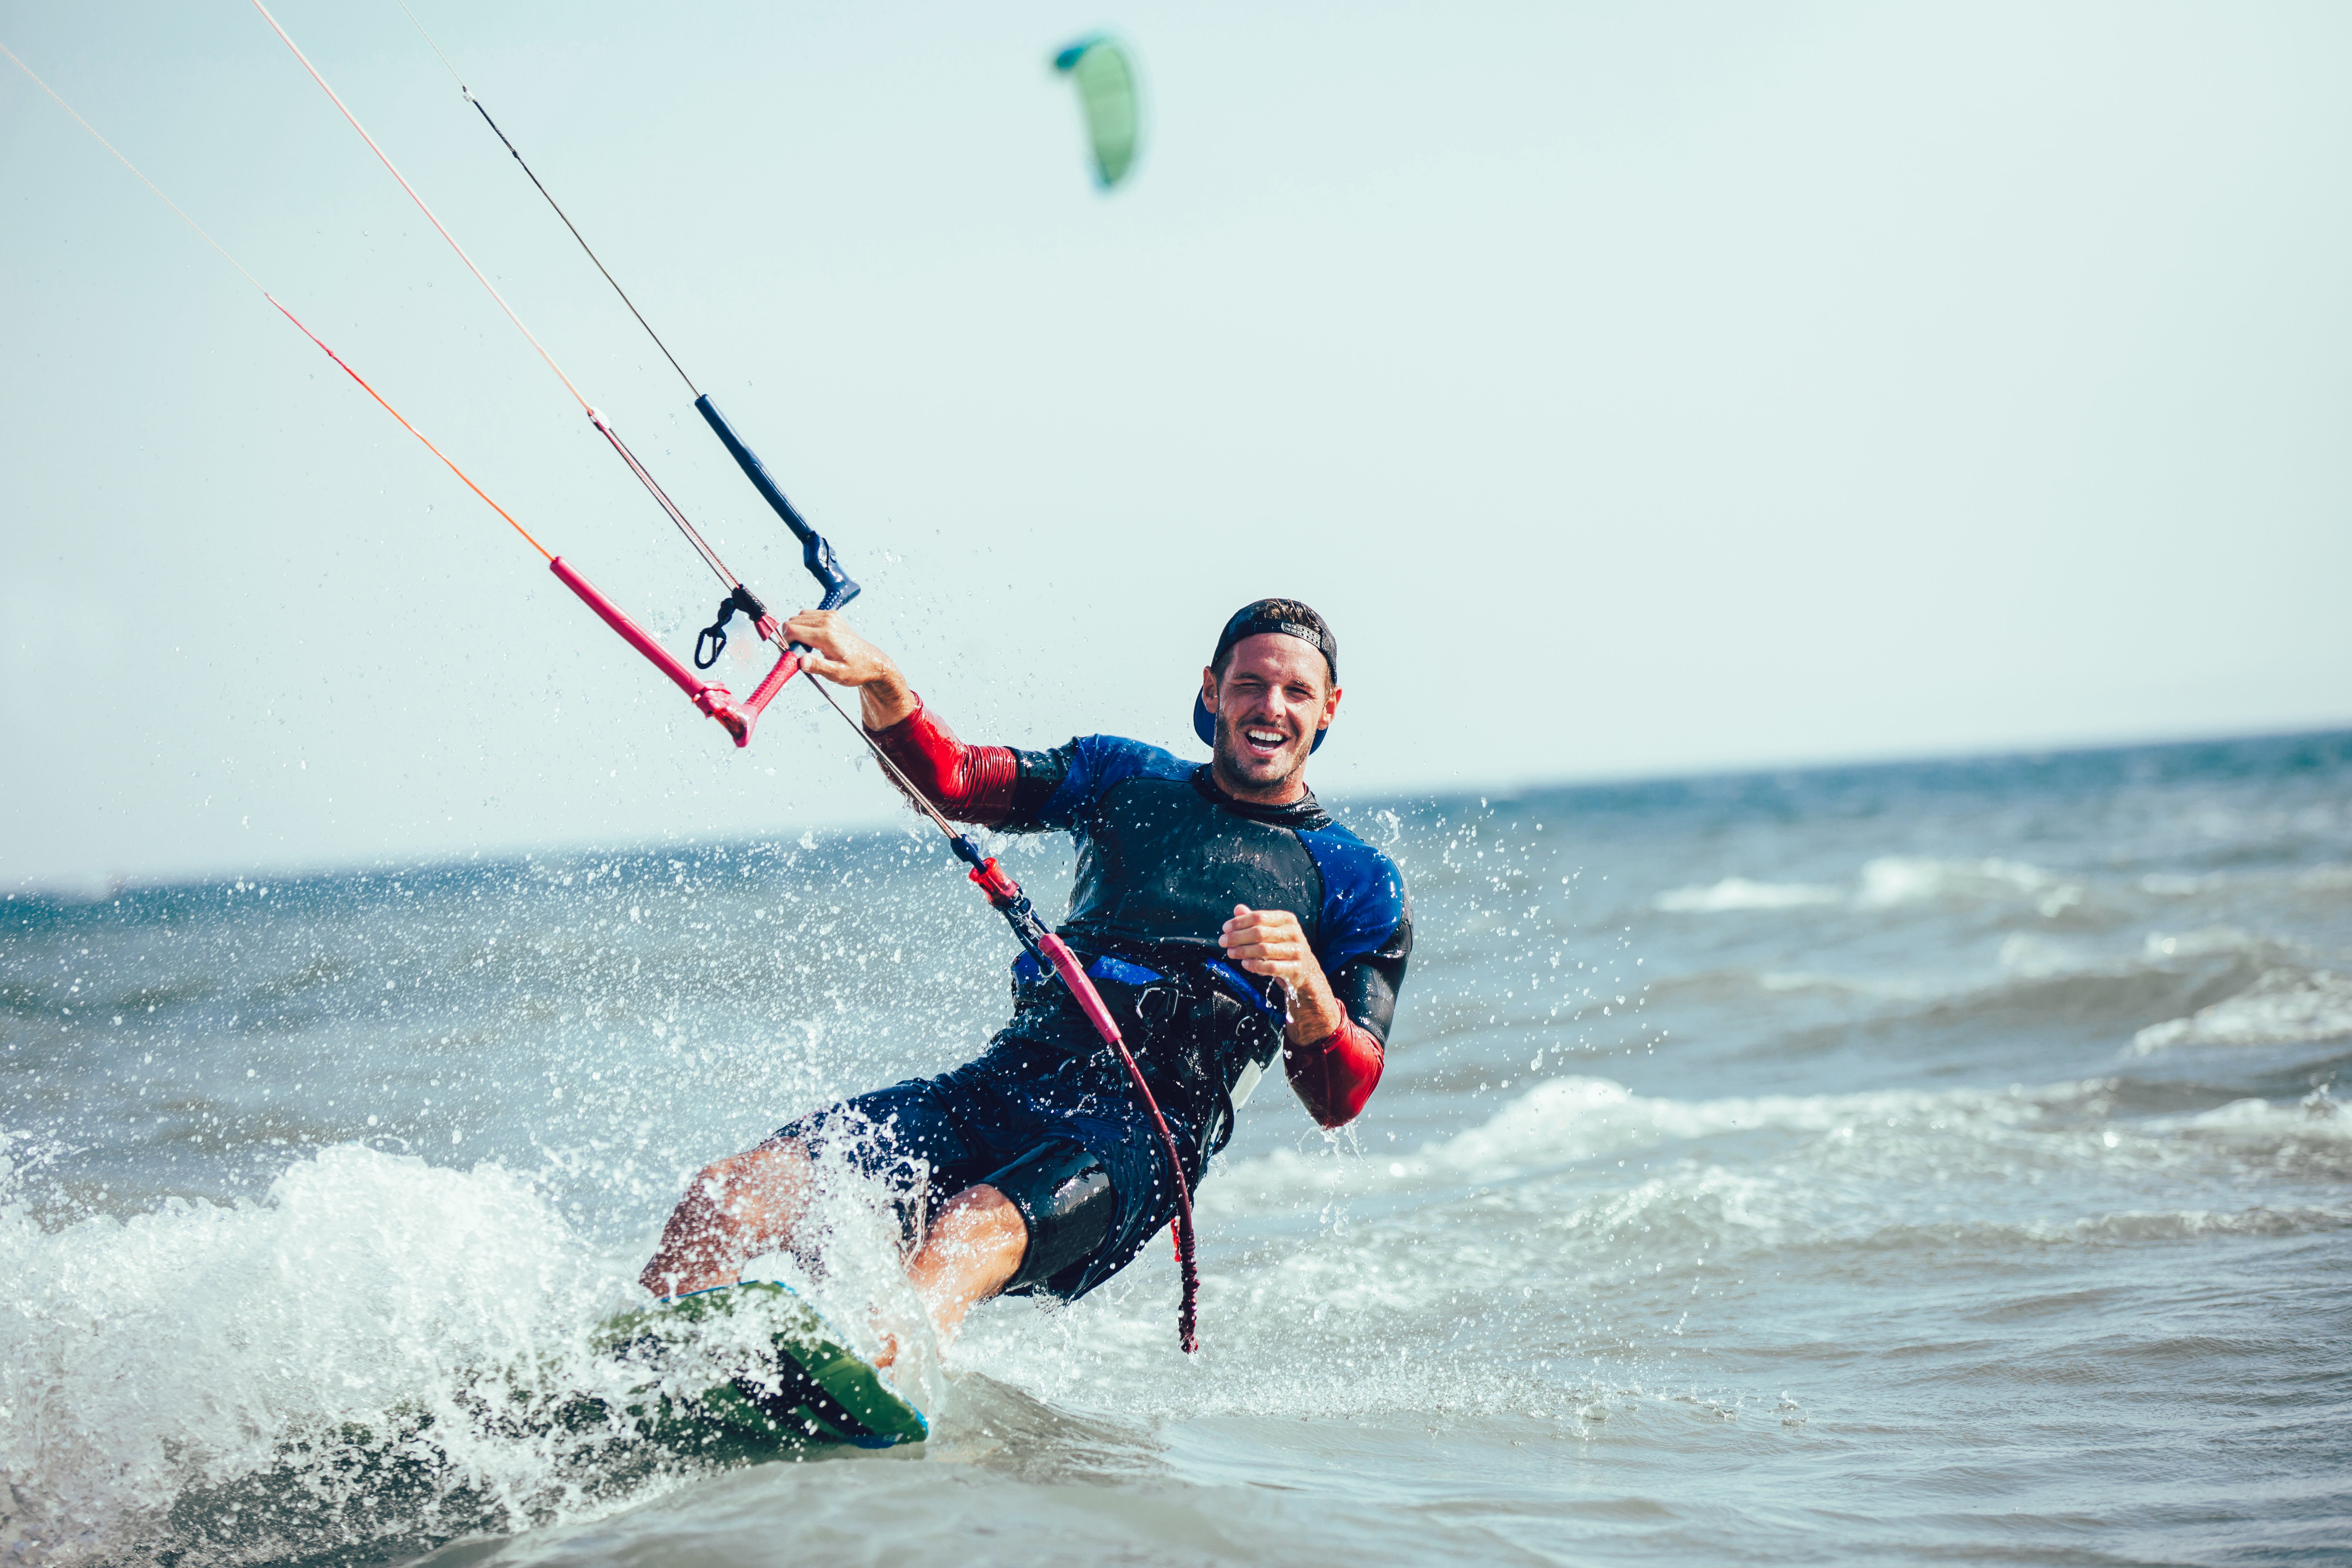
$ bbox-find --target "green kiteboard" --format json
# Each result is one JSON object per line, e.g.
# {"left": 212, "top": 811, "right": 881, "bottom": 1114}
{"left": 594, "top": 1281, "right": 928, "bottom": 1450}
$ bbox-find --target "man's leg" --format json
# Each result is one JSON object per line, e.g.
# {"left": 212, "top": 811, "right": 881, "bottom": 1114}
{"left": 638, "top": 1139, "right": 816, "bottom": 1299}
{"left": 901, "top": 1140, "right": 1116, "bottom": 1347}
{"left": 902, "top": 1182, "right": 1029, "bottom": 1346}
{"left": 639, "top": 1118, "right": 1112, "bottom": 1357}
{"left": 641, "top": 1079, "right": 967, "bottom": 1300}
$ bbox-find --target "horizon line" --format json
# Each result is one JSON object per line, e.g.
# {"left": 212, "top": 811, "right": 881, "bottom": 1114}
{"left": 9, "top": 719, "right": 2348, "bottom": 905}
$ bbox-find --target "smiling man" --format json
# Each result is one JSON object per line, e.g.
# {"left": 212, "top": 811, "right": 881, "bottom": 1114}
{"left": 639, "top": 599, "right": 1412, "bottom": 1352}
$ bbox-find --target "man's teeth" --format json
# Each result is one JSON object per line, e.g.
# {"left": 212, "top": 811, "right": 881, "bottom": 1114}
{"left": 1245, "top": 729, "right": 1284, "bottom": 746}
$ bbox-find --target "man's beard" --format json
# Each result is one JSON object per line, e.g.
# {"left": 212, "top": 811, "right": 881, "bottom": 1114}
{"left": 1214, "top": 711, "right": 1304, "bottom": 784}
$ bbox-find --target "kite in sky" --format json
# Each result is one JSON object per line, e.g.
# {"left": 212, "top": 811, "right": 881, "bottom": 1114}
{"left": 1053, "top": 35, "right": 1140, "bottom": 189}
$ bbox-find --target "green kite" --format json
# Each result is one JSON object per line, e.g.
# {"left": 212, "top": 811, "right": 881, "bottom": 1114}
{"left": 1053, "top": 35, "right": 1141, "bottom": 189}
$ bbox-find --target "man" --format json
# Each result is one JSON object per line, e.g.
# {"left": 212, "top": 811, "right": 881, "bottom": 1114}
{"left": 639, "top": 599, "right": 1412, "bottom": 1351}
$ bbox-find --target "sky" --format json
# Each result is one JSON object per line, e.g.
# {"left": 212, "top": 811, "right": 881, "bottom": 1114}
{"left": 3, "top": 0, "right": 2348, "bottom": 892}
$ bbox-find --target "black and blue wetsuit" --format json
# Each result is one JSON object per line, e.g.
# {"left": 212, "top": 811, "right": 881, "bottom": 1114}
{"left": 776, "top": 701, "right": 1411, "bottom": 1303}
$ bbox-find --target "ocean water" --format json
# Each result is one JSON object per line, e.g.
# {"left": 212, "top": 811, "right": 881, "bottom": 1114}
{"left": 4, "top": 730, "right": 2351, "bottom": 1566}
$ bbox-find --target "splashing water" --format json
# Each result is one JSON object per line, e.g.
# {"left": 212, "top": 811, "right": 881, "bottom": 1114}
{"left": 4, "top": 731, "right": 2351, "bottom": 1564}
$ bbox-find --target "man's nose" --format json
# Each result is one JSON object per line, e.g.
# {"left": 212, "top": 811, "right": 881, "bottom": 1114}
{"left": 1245, "top": 690, "right": 1294, "bottom": 724}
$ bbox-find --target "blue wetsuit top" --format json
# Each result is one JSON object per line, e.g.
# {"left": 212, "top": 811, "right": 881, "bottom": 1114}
{"left": 994, "top": 735, "right": 1413, "bottom": 1049}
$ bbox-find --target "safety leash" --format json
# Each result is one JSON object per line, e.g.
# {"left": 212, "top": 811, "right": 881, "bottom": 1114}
{"left": 800, "top": 679, "right": 1204, "bottom": 1352}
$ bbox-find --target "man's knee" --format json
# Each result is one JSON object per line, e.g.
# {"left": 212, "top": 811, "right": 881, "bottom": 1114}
{"left": 927, "top": 1183, "right": 1029, "bottom": 1256}
{"left": 980, "top": 1140, "right": 1116, "bottom": 1293}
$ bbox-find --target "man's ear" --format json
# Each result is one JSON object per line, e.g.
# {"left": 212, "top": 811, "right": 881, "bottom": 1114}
{"left": 1200, "top": 666, "right": 1219, "bottom": 707}
{"left": 1322, "top": 682, "right": 1343, "bottom": 727}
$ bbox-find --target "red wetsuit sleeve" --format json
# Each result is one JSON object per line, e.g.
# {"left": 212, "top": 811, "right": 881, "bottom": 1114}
{"left": 1285, "top": 1016, "right": 1385, "bottom": 1129}
{"left": 865, "top": 693, "right": 1021, "bottom": 826}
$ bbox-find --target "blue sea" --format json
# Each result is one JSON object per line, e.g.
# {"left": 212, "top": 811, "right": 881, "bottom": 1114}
{"left": 4, "top": 729, "right": 2349, "bottom": 1565}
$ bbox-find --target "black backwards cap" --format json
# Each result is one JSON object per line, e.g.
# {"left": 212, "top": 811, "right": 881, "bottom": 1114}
{"left": 1192, "top": 598, "right": 1339, "bottom": 753}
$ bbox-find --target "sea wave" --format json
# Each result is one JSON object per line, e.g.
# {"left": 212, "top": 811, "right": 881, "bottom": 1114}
{"left": 2131, "top": 967, "right": 2352, "bottom": 1053}
{"left": 1651, "top": 929, "right": 2285, "bottom": 1040}
{"left": 2162, "top": 1093, "right": 2352, "bottom": 1140}
{"left": 1653, "top": 878, "right": 1842, "bottom": 913}
{"left": 1653, "top": 856, "right": 2085, "bottom": 917}
{"left": 0, "top": 1142, "right": 939, "bottom": 1566}
{"left": 1211, "top": 1071, "right": 2352, "bottom": 1216}
{"left": 1996, "top": 927, "right": 2293, "bottom": 980}
{"left": 1177, "top": 1077, "right": 2352, "bottom": 1360}
{"left": 1856, "top": 855, "right": 2079, "bottom": 909}
{"left": 1212, "top": 1079, "right": 1954, "bottom": 1213}
{"left": 1653, "top": 855, "right": 2352, "bottom": 924}
{"left": 0, "top": 1145, "right": 623, "bottom": 1562}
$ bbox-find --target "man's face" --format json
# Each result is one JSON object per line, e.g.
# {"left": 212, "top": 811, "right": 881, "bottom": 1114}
{"left": 1203, "top": 632, "right": 1341, "bottom": 793}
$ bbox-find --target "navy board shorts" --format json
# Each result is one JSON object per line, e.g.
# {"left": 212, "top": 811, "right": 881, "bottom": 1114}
{"left": 771, "top": 979, "right": 1210, "bottom": 1304}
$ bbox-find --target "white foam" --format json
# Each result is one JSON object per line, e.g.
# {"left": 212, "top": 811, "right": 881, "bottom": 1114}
{"left": 2141, "top": 926, "right": 2267, "bottom": 961}
{"left": 2132, "top": 967, "right": 2352, "bottom": 1052}
{"left": 1858, "top": 855, "right": 2081, "bottom": 914}
{"left": 1205, "top": 1076, "right": 2038, "bottom": 1215}
{"left": 0, "top": 1143, "right": 938, "bottom": 1561}
{"left": 2165, "top": 1096, "right": 2352, "bottom": 1143}
{"left": 0, "top": 1144, "right": 628, "bottom": 1557}
{"left": 1212, "top": 1064, "right": 2352, "bottom": 1223}
{"left": 0, "top": 1126, "right": 963, "bottom": 1562}
{"left": 1653, "top": 878, "right": 1842, "bottom": 913}
{"left": 1653, "top": 858, "right": 2088, "bottom": 918}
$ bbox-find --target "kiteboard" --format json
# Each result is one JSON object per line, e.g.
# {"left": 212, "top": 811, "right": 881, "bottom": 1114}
{"left": 595, "top": 1281, "right": 928, "bottom": 1450}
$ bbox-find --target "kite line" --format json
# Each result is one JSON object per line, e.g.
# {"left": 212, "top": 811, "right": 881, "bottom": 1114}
{"left": 4, "top": 13, "right": 1203, "bottom": 1348}
{"left": 0, "top": 36, "right": 546, "bottom": 561}
{"left": 380, "top": 0, "right": 862, "bottom": 666}
{"left": 0, "top": 34, "right": 807, "bottom": 746}
{"left": 377, "top": 1, "right": 1202, "bottom": 1343}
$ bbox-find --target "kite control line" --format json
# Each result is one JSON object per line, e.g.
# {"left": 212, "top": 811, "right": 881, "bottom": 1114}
{"left": 388, "top": 1, "right": 860, "bottom": 629}
{"left": 248, "top": 0, "right": 835, "bottom": 747}
{"left": 4, "top": 36, "right": 801, "bottom": 749}
{"left": 962, "top": 844, "right": 1203, "bottom": 1352}
{"left": 388, "top": 2, "right": 1198, "bottom": 1350}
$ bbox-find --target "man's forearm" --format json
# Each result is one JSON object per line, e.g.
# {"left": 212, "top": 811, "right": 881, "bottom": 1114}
{"left": 1279, "top": 964, "right": 1383, "bottom": 1127}
{"left": 1285, "top": 1014, "right": 1384, "bottom": 1127}
{"left": 1283, "top": 973, "right": 1346, "bottom": 1047}
{"left": 864, "top": 693, "right": 1022, "bottom": 825}
{"left": 857, "top": 667, "right": 919, "bottom": 731}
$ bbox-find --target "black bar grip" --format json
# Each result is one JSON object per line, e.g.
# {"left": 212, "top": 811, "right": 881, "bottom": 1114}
{"left": 695, "top": 394, "right": 860, "bottom": 611}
